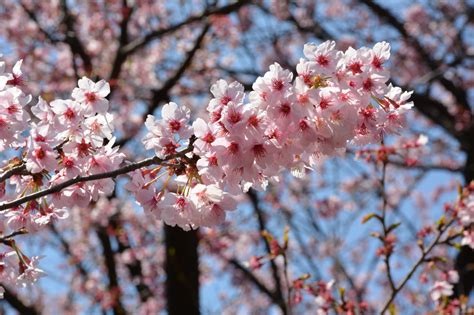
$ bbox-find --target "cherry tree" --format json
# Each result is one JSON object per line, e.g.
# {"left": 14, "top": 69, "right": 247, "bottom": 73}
{"left": 0, "top": 1, "right": 473, "bottom": 314}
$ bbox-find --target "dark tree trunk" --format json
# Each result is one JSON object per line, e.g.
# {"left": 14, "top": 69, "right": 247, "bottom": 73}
{"left": 455, "top": 136, "right": 474, "bottom": 298}
{"left": 165, "top": 226, "right": 200, "bottom": 315}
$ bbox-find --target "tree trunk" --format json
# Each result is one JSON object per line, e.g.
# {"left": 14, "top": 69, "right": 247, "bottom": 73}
{"left": 454, "top": 139, "right": 474, "bottom": 298}
{"left": 165, "top": 226, "right": 200, "bottom": 315}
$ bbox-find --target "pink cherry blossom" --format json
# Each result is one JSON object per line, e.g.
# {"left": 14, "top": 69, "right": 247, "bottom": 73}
{"left": 430, "top": 281, "right": 453, "bottom": 301}
{"left": 71, "top": 77, "right": 110, "bottom": 115}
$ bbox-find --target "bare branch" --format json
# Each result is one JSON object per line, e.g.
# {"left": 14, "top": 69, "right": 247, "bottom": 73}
{"left": 59, "top": 0, "right": 93, "bottom": 73}
{"left": 116, "top": 24, "right": 210, "bottom": 147}
{"left": 0, "top": 228, "right": 28, "bottom": 245}
{"left": 228, "top": 258, "right": 284, "bottom": 307}
{"left": 247, "top": 189, "right": 288, "bottom": 315}
{"left": 109, "top": 215, "right": 154, "bottom": 302}
{"left": 122, "top": 0, "right": 251, "bottom": 56}
{"left": 20, "top": 2, "right": 60, "bottom": 43}
{"left": 96, "top": 226, "right": 127, "bottom": 315}
{"left": 359, "top": 0, "right": 470, "bottom": 111}
{"left": 108, "top": 0, "right": 135, "bottom": 91}
{"left": 1, "top": 286, "right": 41, "bottom": 315}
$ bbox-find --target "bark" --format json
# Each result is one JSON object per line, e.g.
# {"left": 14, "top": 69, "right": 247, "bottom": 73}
{"left": 455, "top": 127, "right": 474, "bottom": 297}
{"left": 165, "top": 226, "right": 200, "bottom": 315}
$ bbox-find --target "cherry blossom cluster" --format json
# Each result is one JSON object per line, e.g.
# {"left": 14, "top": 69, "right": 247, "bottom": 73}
{"left": 427, "top": 268, "right": 466, "bottom": 314}
{"left": 0, "top": 246, "right": 44, "bottom": 299}
{"left": 0, "top": 40, "right": 414, "bottom": 294}
{"left": 1, "top": 58, "right": 123, "bottom": 293}
{"left": 355, "top": 134, "right": 428, "bottom": 166}
{"left": 0, "top": 60, "right": 30, "bottom": 152}
{"left": 134, "top": 40, "right": 413, "bottom": 230}
{"left": 1, "top": 70, "right": 123, "bottom": 229}
{"left": 429, "top": 270, "right": 459, "bottom": 302}
{"left": 420, "top": 183, "right": 474, "bottom": 312}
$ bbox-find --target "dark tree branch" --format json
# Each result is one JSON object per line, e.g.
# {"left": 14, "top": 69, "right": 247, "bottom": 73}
{"left": 381, "top": 219, "right": 455, "bottom": 313}
{"left": 20, "top": 3, "right": 60, "bottom": 43}
{"left": 359, "top": 0, "right": 470, "bottom": 111}
{"left": 228, "top": 258, "right": 283, "bottom": 305}
{"left": 122, "top": 0, "right": 251, "bottom": 56}
{"left": 0, "top": 164, "right": 27, "bottom": 184}
{"left": 59, "top": 0, "right": 93, "bottom": 73}
{"left": 247, "top": 189, "right": 287, "bottom": 315}
{"left": 49, "top": 224, "right": 89, "bottom": 278}
{"left": 115, "top": 24, "right": 210, "bottom": 147}
{"left": 96, "top": 227, "right": 127, "bottom": 315}
{"left": 108, "top": 0, "right": 135, "bottom": 93}
{"left": 281, "top": 209, "right": 322, "bottom": 279}
{"left": 109, "top": 216, "right": 154, "bottom": 302}
{"left": 409, "top": 92, "right": 459, "bottom": 139}
{"left": 0, "top": 228, "right": 27, "bottom": 245}
{"left": 286, "top": 12, "right": 332, "bottom": 40}
{"left": 387, "top": 159, "right": 463, "bottom": 173}
{"left": 1, "top": 286, "right": 41, "bottom": 315}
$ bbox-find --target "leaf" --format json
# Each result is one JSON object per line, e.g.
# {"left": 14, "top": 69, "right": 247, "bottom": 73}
{"left": 339, "top": 287, "right": 345, "bottom": 299}
{"left": 261, "top": 230, "right": 274, "bottom": 242}
{"left": 389, "top": 303, "right": 397, "bottom": 315}
{"left": 362, "top": 213, "right": 381, "bottom": 224}
{"left": 436, "top": 215, "right": 446, "bottom": 228}
{"left": 283, "top": 226, "right": 290, "bottom": 249}
{"left": 298, "top": 273, "right": 311, "bottom": 281}
{"left": 370, "top": 232, "right": 382, "bottom": 240}
{"left": 387, "top": 222, "right": 401, "bottom": 233}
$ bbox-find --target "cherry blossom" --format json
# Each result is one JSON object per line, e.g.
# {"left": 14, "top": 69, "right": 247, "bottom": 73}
{"left": 430, "top": 281, "right": 454, "bottom": 301}
{"left": 71, "top": 77, "right": 110, "bottom": 115}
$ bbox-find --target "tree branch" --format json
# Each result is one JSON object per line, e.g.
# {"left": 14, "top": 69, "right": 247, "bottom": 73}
{"left": 0, "top": 141, "right": 194, "bottom": 212}
{"left": 116, "top": 24, "right": 210, "bottom": 147}
{"left": 96, "top": 226, "right": 127, "bottom": 315}
{"left": 59, "top": 0, "right": 93, "bottom": 73}
{"left": 19, "top": 2, "right": 60, "bottom": 43}
{"left": 228, "top": 258, "right": 284, "bottom": 307}
{"left": 380, "top": 219, "right": 455, "bottom": 313}
{"left": 409, "top": 92, "right": 460, "bottom": 139}
{"left": 108, "top": 0, "right": 135, "bottom": 93}
{"left": 49, "top": 224, "right": 89, "bottom": 278}
{"left": 1, "top": 286, "right": 41, "bottom": 315}
{"left": 247, "top": 189, "right": 287, "bottom": 315}
{"left": 122, "top": 0, "right": 251, "bottom": 56}
{"left": 109, "top": 215, "right": 154, "bottom": 302}
{"left": 0, "top": 164, "right": 27, "bottom": 184}
{"left": 359, "top": 0, "right": 470, "bottom": 111}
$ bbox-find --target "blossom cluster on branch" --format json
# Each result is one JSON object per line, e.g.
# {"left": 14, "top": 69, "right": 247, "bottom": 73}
{"left": 131, "top": 40, "right": 414, "bottom": 230}
{"left": 0, "top": 41, "right": 414, "bottom": 296}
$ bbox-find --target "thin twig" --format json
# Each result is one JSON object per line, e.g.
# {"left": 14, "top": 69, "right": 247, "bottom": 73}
{"left": 380, "top": 157, "right": 396, "bottom": 292}
{"left": 380, "top": 219, "right": 454, "bottom": 313}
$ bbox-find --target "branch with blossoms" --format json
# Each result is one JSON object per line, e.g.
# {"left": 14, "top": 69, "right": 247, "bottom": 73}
{"left": 0, "top": 40, "right": 417, "bottom": 297}
{"left": 364, "top": 177, "right": 473, "bottom": 313}
{"left": 0, "top": 144, "right": 194, "bottom": 212}
{"left": 246, "top": 226, "right": 370, "bottom": 314}
{"left": 379, "top": 214, "right": 459, "bottom": 313}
